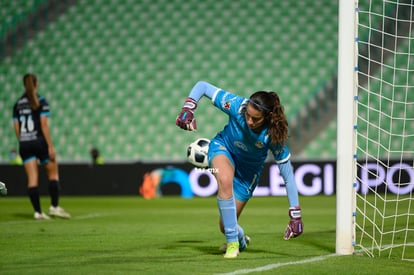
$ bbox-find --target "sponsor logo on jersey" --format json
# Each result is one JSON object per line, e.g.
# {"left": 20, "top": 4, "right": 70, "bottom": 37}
{"left": 19, "top": 109, "right": 32, "bottom": 115}
{"left": 234, "top": 141, "right": 248, "bottom": 152}
{"left": 18, "top": 98, "right": 29, "bottom": 104}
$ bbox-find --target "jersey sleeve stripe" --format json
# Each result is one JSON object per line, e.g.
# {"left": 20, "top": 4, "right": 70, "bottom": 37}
{"left": 210, "top": 88, "right": 221, "bottom": 103}
{"left": 274, "top": 153, "right": 291, "bottom": 164}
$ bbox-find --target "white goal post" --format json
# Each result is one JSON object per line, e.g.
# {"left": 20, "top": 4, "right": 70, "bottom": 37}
{"left": 337, "top": 0, "right": 414, "bottom": 261}
{"left": 336, "top": 0, "right": 358, "bottom": 256}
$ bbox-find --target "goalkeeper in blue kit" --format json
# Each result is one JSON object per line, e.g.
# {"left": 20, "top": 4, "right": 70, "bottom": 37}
{"left": 176, "top": 81, "right": 303, "bottom": 258}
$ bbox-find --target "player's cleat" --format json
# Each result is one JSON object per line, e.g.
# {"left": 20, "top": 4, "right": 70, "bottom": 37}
{"left": 220, "top": 235, "right": 250, "bottom": 253}
{"left": 49, "top": 206, "right": 71, "bottom": 219}
{"left": 34, "top": 212, "right": 50, "bottom": 220}
{"left": 223, "top": 241, "right": 239, "bottom": 259}
{"left": 239, "top": 235, "right": 250, "bottom": 252}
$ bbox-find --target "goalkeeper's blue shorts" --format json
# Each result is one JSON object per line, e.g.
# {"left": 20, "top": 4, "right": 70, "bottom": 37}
{"left": 208, "top": 139, "right": 262, "bottom": 202}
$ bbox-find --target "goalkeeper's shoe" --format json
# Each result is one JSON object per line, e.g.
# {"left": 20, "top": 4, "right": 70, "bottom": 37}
{"left": 49, "top": 206, "right": 71, "bottom": 219}
{"left": 239, "top": 235, "right": 250, "bottom": 252}
{"left": 34, "top": 212, "right": 50, "bottom": 220}
{"left": 223, "top": 241, "right": 239, "bottom": 259}
{"left": 220, "top": 235, "right": 250, "bottom": 252}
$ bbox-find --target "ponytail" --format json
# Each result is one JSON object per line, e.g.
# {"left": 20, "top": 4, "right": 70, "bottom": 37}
{"left": 23, "top": 73, "right": 40, "bottom": 110}
{"left": 268, "top": 93, "right": 288, "bottom": 146}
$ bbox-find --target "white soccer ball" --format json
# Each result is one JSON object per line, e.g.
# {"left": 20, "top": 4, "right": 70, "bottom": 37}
{"left": 187, "top": 138, "right": 210, "bottom": 168}
{"left": 0, "top": 181, "right": 7, "bottom": 196}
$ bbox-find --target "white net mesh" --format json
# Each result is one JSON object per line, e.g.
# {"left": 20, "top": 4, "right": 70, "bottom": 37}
{"left": 355, "top": 0, "right": 414, "bottom": 260}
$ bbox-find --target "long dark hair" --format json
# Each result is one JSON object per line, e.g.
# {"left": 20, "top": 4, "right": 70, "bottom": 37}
{"left": 249, "top": 91, "right": 288, "bottom": 146}
{"left": 23, "top": 73, "right": 40, "bottom": 110}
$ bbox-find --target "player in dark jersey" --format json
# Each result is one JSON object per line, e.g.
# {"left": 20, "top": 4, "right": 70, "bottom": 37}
{"left": 13, "top": 73, "right": 70, "bottom": 220}
{"left": 176, "top": 81, "right": 303, "bottom": 258}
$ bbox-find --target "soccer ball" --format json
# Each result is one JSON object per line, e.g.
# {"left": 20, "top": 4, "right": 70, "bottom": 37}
{"left": 0, "top": 181, "right": 7, "bottom": 196}
{"left": 187, "top": 138, "right": 210, "bottom": 168}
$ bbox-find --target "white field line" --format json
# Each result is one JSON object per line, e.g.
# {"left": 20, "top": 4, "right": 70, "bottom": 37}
{"left": 218, "top": 244, "right": 414, "bottom": 275}
{"left": 0, "top": 213, "right": 104, "bottom": 224}
{"left": 215, "top": 253, "right": 338, "bottom": 275}
{"left": 72, "top": 213, "right": 104, "bottom": 220}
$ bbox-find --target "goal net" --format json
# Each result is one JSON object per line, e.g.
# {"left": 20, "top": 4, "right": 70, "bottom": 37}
{"left": 355, "top": 0, "right": 414, "bottom": 260}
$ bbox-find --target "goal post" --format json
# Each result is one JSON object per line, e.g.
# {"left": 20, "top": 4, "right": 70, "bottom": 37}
{"left": 336, "top": 0, "right": 358, "bottom": 256}
{"left": 337, "top": 0, "right": 414, "bottom": 260}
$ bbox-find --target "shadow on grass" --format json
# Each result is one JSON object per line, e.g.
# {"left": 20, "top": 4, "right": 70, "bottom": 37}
{"left": 170, "top": 239, "right": 285, "bottom": 256}
{"left": 299, "top": 229, "right": 336, "bottom": 253}
{"left": 12, "top": 212, "right": 34, "bottom": 219}
{"left": 161, "top": 229, "right": 336, "bottom": 259}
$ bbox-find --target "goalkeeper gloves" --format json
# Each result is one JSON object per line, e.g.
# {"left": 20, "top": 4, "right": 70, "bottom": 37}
{"left": 176, "top": 97, "right": 197, "bottom": 131}
{"left": 283, "top": 206, "right": 303, "bottom": 240}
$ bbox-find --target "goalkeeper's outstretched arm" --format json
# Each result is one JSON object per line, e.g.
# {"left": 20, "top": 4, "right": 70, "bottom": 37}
{"left": 187, "top": 81, "right": 219, "bottom": 101}
{"left": 176, "top": 81, "right": 220, "bottom": 131}
{"left": 278, "top": 160, "right": 304, "bottom": 240}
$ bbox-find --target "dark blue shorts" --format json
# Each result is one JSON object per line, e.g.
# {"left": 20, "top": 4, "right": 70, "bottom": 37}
{"left": 19, "top": 139, "right": 49, "bottom": 164}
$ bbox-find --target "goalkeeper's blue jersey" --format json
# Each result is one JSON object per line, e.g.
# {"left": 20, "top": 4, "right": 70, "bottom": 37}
{"left": 210, "top": 89, "right": 291, "bottom": 169}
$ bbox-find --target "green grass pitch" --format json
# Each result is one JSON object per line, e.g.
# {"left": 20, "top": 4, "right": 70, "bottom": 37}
{"left": 0, "top": 195, "right": 412, "bottom": 274}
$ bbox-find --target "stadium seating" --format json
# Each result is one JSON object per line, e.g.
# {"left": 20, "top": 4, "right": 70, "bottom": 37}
{"left": 2, "top": 0, "right": 409, "bottom": 162}
{"left": 303, "top": 25, "right": 414, "bottom": 159}
{"left": 0, "top": 0, "right": 47, "bottom": 41}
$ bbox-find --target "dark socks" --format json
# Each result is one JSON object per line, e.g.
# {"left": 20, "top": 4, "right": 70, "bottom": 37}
{"left": 48, "top": 180, "right": 60, "bottom": 207}
{"left": 28, "top": 187, "right": 41, "bottom": 213}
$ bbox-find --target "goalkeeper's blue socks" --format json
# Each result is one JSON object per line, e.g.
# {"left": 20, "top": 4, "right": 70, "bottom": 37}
{"left": 238, "top": 224, "right": 248, "bottom": 251}
{"left": 217, "top": 196, "right": 238, "bottom": 243}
